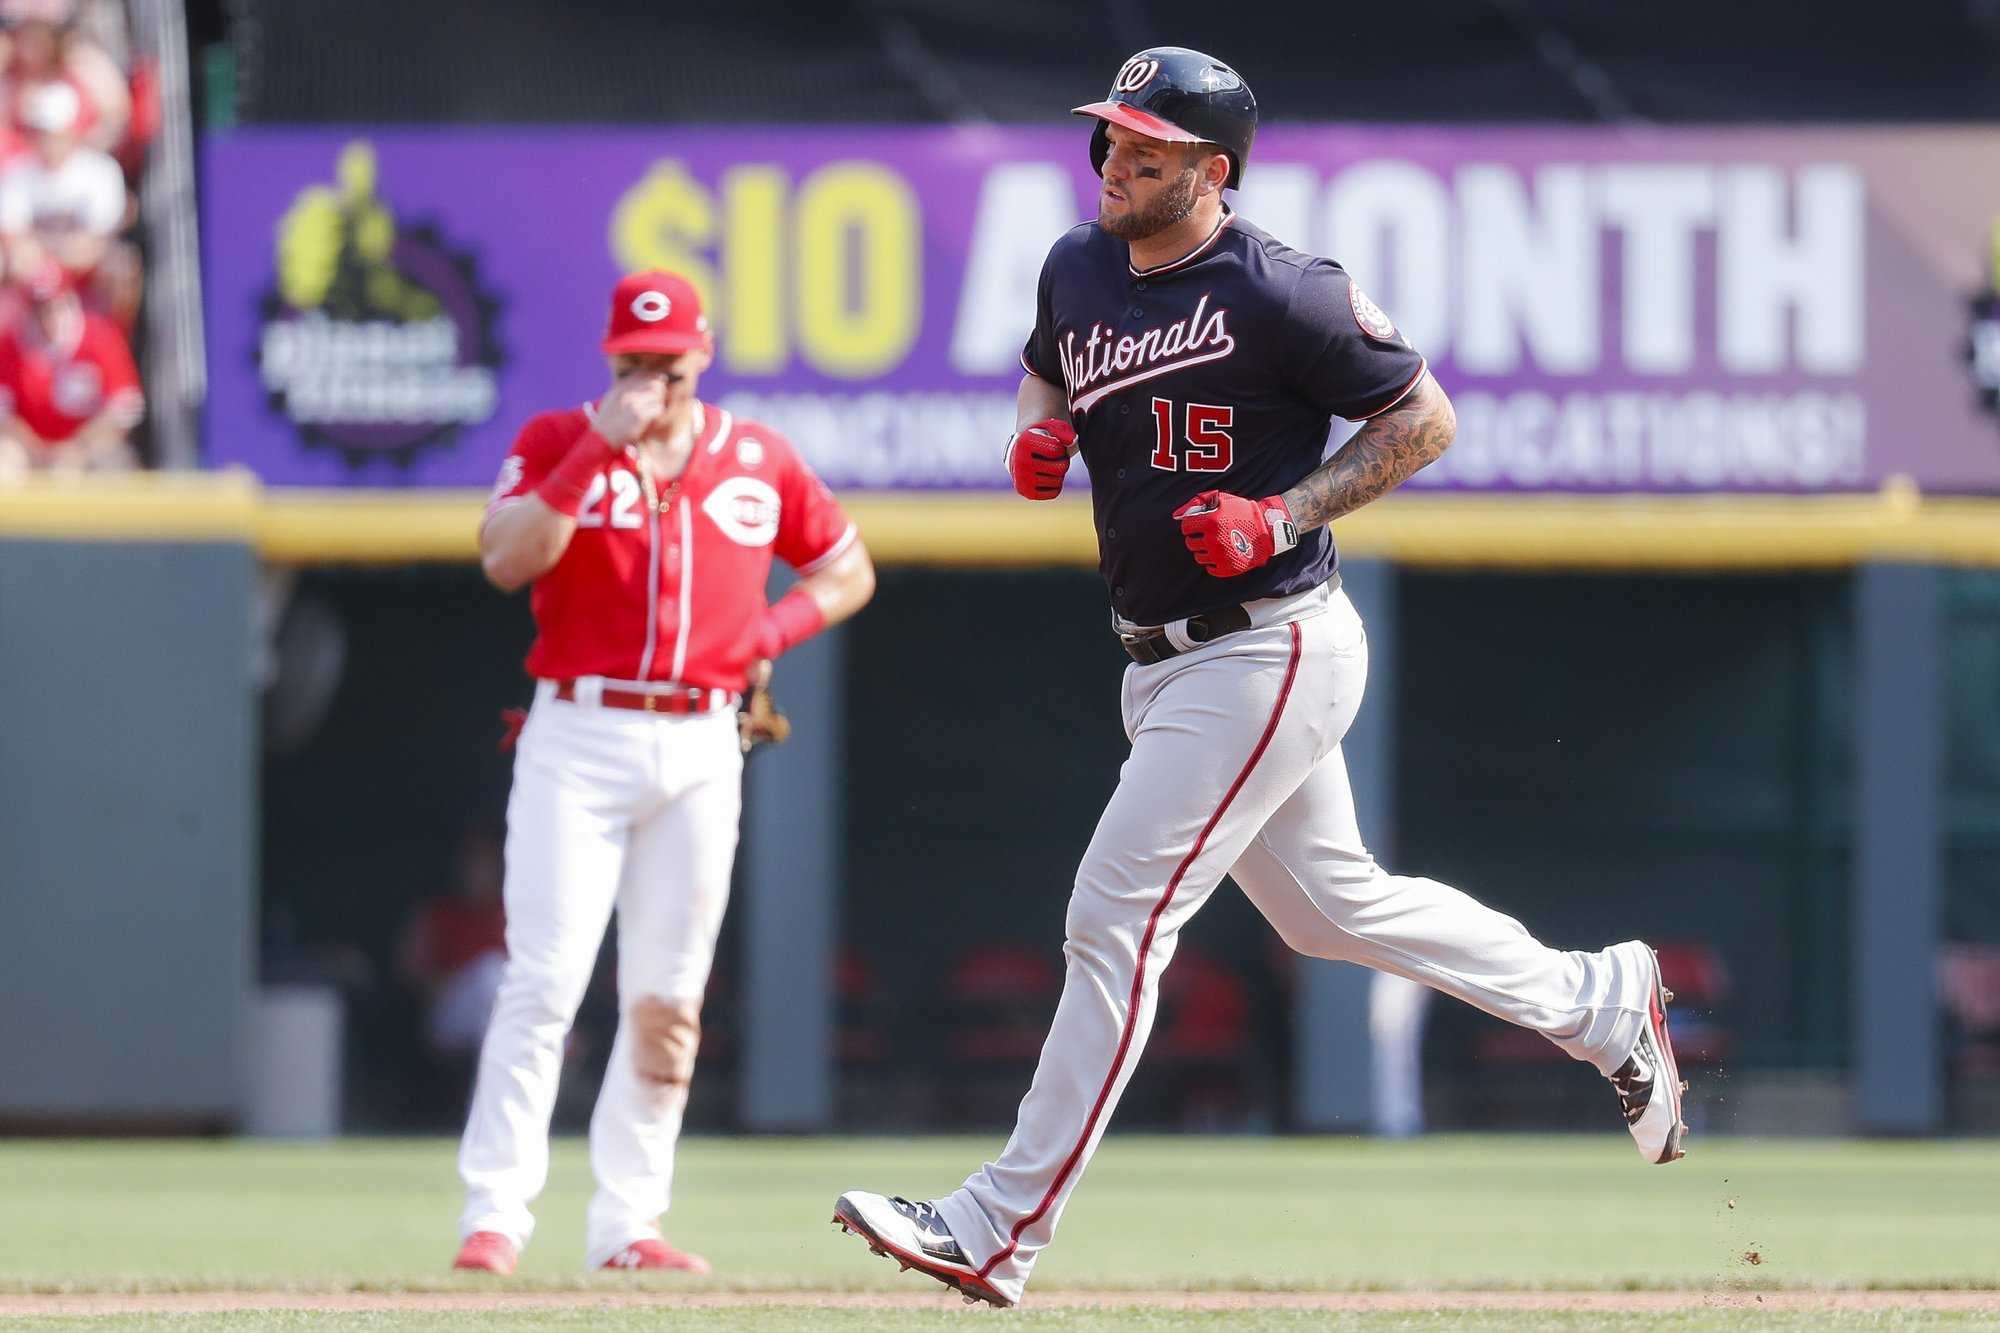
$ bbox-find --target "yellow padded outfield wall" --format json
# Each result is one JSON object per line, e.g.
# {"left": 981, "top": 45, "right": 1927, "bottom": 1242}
{"left": 5, "top": 474, "right": 2000, "bottom": 571}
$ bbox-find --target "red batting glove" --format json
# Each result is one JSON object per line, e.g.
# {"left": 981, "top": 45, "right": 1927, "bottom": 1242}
{"left": 1173, "top": 490, "right": 1300, "bottom": 578}
{"left": 1005, "top": 418, "right": 1077, "bottom": 500}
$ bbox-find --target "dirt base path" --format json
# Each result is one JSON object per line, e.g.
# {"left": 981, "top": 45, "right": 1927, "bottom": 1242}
{"left": 4, "top": 1289, "right": 1997, "bottom": 1316}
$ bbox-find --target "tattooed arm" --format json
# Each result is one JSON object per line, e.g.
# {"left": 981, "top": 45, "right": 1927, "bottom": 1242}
{"left": 1280, "top": 372, "right": 1456, "bottom": 531}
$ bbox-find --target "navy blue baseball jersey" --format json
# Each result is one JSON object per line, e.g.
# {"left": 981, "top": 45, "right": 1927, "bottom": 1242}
{"left": 1021, "top": 211, "right": 1426, "bottom": 628}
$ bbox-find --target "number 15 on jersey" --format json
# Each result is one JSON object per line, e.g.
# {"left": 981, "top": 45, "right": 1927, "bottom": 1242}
{"left": 1148, "top": 398, "right": 1234, "bottom": 473}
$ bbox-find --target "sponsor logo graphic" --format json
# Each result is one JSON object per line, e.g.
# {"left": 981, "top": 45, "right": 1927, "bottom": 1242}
{"left": 257, "top": 140, "right": 502, "bottom": 467}
{"left": 701, "top": 475, "right": 782, "bottom": 547}
{"left": 736, "top": 436, "right": 765, "bottom": 468}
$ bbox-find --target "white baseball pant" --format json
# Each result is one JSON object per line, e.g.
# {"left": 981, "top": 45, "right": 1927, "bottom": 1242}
{"left": 458, "top": 680, "right": 741, "bottom": 1266}
{"left": 933, "top": 585, "right": 1657, "bottom": 1304}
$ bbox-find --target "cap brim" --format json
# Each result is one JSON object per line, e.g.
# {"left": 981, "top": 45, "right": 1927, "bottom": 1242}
{"left": 601, "top": 330, "right": 707, "bottom": 356}
{"left": 1072, "top": 100, "right": 1203, "bottom": 144}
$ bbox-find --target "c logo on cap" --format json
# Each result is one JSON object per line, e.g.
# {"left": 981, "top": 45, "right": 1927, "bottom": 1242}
{"left": 1113, "top": 57, "right": 1159, "bottom": 94}
{"left": 630, "top": 291, "right": 672, "bottom": 322}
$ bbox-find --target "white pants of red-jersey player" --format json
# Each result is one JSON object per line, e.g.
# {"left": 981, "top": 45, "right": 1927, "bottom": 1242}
{"left": 932, "top": 584, "right": 1657, "bottom": 1305}
{"left": 458, "top": 679, "right": 741, "bottom": 1267}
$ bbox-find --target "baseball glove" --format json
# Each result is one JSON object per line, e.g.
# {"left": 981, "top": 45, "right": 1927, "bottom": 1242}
{"left": 738, "top": 683, "right": 792, "bottom": 754}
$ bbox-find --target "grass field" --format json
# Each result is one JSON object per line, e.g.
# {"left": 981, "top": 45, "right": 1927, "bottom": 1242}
{"left": 2, "top": 1134, "right": 1996, "bottom": 1329}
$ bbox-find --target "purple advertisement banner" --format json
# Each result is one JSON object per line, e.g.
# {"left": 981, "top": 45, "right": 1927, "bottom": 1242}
{"left": 200, "top": 126, "right": 2000, "bottom": 493}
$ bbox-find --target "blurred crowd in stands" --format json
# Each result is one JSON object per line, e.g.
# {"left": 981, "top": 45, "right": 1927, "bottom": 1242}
{"left": 0, "top": 0, "right": 152, "bottom": 478}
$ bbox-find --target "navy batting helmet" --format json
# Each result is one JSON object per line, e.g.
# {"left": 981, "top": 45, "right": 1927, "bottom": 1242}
{"left": 1074, "top": 47, "right": 1258, "bottom": 190}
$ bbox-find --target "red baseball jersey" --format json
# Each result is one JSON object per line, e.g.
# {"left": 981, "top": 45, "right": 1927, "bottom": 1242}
{"left": 0, "top": 310, "right": 142, "bottom": 443}
{"left": 485, "top": 402, "right": 857, "bottom": 692}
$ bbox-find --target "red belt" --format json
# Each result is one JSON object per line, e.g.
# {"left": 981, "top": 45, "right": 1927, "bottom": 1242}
{"left": 553, "top": 681, "right": 734, "bottom": 714}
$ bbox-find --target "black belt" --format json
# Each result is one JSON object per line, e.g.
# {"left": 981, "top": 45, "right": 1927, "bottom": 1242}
{"left": 1119, "top": 604, "right": 1254, "bottom": 664}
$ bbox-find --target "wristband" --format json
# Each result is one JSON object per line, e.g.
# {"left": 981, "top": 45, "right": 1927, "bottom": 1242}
{"left": 1263, "top": 496, "right": 1299, "bottom": 555}
{"left": 754, "top": 586, "right": 828, "bottom": 660}
{"left": 535, "top": 429, "right": 620, "bottom": 517}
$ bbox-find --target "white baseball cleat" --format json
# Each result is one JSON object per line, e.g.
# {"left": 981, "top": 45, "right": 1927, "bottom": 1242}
{"left": 831, "top": 1190, "right": 1013, "bottom": 1308}
{"left": 1608, "top": 943, "right": 1688, "bottom": 1164}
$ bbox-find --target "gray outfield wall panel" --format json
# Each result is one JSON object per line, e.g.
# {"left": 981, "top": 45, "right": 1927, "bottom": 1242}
{"left": 0, "top": 540, "right": 256, "bottom": 1121}
{"left": 1852, "top": 563, "right": 1945, "bottom": 1133}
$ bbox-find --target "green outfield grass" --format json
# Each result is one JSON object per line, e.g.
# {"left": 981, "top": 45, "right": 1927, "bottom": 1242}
{"left": 6, "top": 1315, "right": 2000, "bottom": 1333}
{"left": 1, "top": 1135, "right": 1995, "bottom": 1328}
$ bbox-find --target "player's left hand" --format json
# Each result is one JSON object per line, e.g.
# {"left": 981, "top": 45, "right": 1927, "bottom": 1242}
{"left": 739, "top": 667, "right": 791, "bottom": 754}
{"left": 1173, "top": 490, "right": 1299, "bottom": 578}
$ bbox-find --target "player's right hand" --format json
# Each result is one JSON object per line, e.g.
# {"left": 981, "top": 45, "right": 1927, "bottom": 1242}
{"left": 1006, "top": 418, "right": 1077, "bottom": 500}
{"left": 592, "top": 374, "right": 668, "bottom": 445}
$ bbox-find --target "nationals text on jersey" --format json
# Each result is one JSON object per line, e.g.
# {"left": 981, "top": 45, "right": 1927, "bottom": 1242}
{"left": 1057, "top": 290, "right": 1235, "bottom": 412}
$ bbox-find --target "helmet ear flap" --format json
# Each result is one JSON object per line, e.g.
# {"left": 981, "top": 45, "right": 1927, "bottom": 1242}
{"left": 1088, "top": 120, "right": 1110, "bottom": 179}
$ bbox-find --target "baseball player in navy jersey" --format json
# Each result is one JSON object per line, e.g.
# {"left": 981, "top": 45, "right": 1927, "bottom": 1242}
{"left": 833, "top": 47, "right": 1686, "bottom": 1308}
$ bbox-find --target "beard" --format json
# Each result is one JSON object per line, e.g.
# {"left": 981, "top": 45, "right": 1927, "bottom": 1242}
{"left": 1098, "top": 168, "right": 1200, "bottom": 241}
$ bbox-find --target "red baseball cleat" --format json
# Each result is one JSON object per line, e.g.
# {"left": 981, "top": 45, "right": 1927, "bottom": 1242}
{"left": 600, "top": 1238, "right": 712, "bottom": 1273}
{"left": 452, "top": 1230, "right": 518, "bottom": 1274}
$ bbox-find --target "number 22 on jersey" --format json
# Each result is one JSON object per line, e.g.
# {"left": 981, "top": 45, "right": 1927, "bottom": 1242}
{"left": 1148, "top": 398, "right": 1234, "bottom": 473}
{"left": 576, "top": 470, "right": 645, "bottom": 529}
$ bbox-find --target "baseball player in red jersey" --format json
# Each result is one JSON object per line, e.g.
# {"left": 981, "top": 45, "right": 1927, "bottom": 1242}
{"left": 452, "top": 269, "right": 875, "bottom": 1275}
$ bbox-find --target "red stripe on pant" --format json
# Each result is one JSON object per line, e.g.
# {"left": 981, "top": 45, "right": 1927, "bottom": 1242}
{"left": 978, "top": 619, "right": 1304, "bottom": 1280}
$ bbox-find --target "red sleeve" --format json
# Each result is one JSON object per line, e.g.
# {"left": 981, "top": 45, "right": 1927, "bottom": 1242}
{"left": 84, "top": 317, "right": 143, "bottom": 427}
{"left": 0, "top": 338, "right": 19, "bottom": 419}
{"left": 770, "top": 431, "right": 857, "bottom": 573}
{"left": 483, "top": 411, "right": 577, "bottom": 521}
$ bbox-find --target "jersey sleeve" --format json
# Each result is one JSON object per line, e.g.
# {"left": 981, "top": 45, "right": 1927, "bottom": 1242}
{"left": 0, "top": 337, "right": 20, "bottom": 419}
{"left": 482, "top": 412, "right": 572, "bottom": 522}
{"left": 1019, "top": 246, "right": 1063, "bottom": 387}
{"left": 1280, "top": 260, "right": 1427, "bottom": 422}
{"left": 772, "top": 434, "right": 858, "bottom": 574}
{"left": 85, "top": 318, "right": 143, "bottom": 427}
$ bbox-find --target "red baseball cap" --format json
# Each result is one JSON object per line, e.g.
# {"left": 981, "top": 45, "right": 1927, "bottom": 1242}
{"left": 601, "top": 269, "right": 709, "bottom": 356}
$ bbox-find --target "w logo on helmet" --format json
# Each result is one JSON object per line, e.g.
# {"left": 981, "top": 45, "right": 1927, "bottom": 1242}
{"left": 1113, "top": 57, "right": 1159, "bottom": 93}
